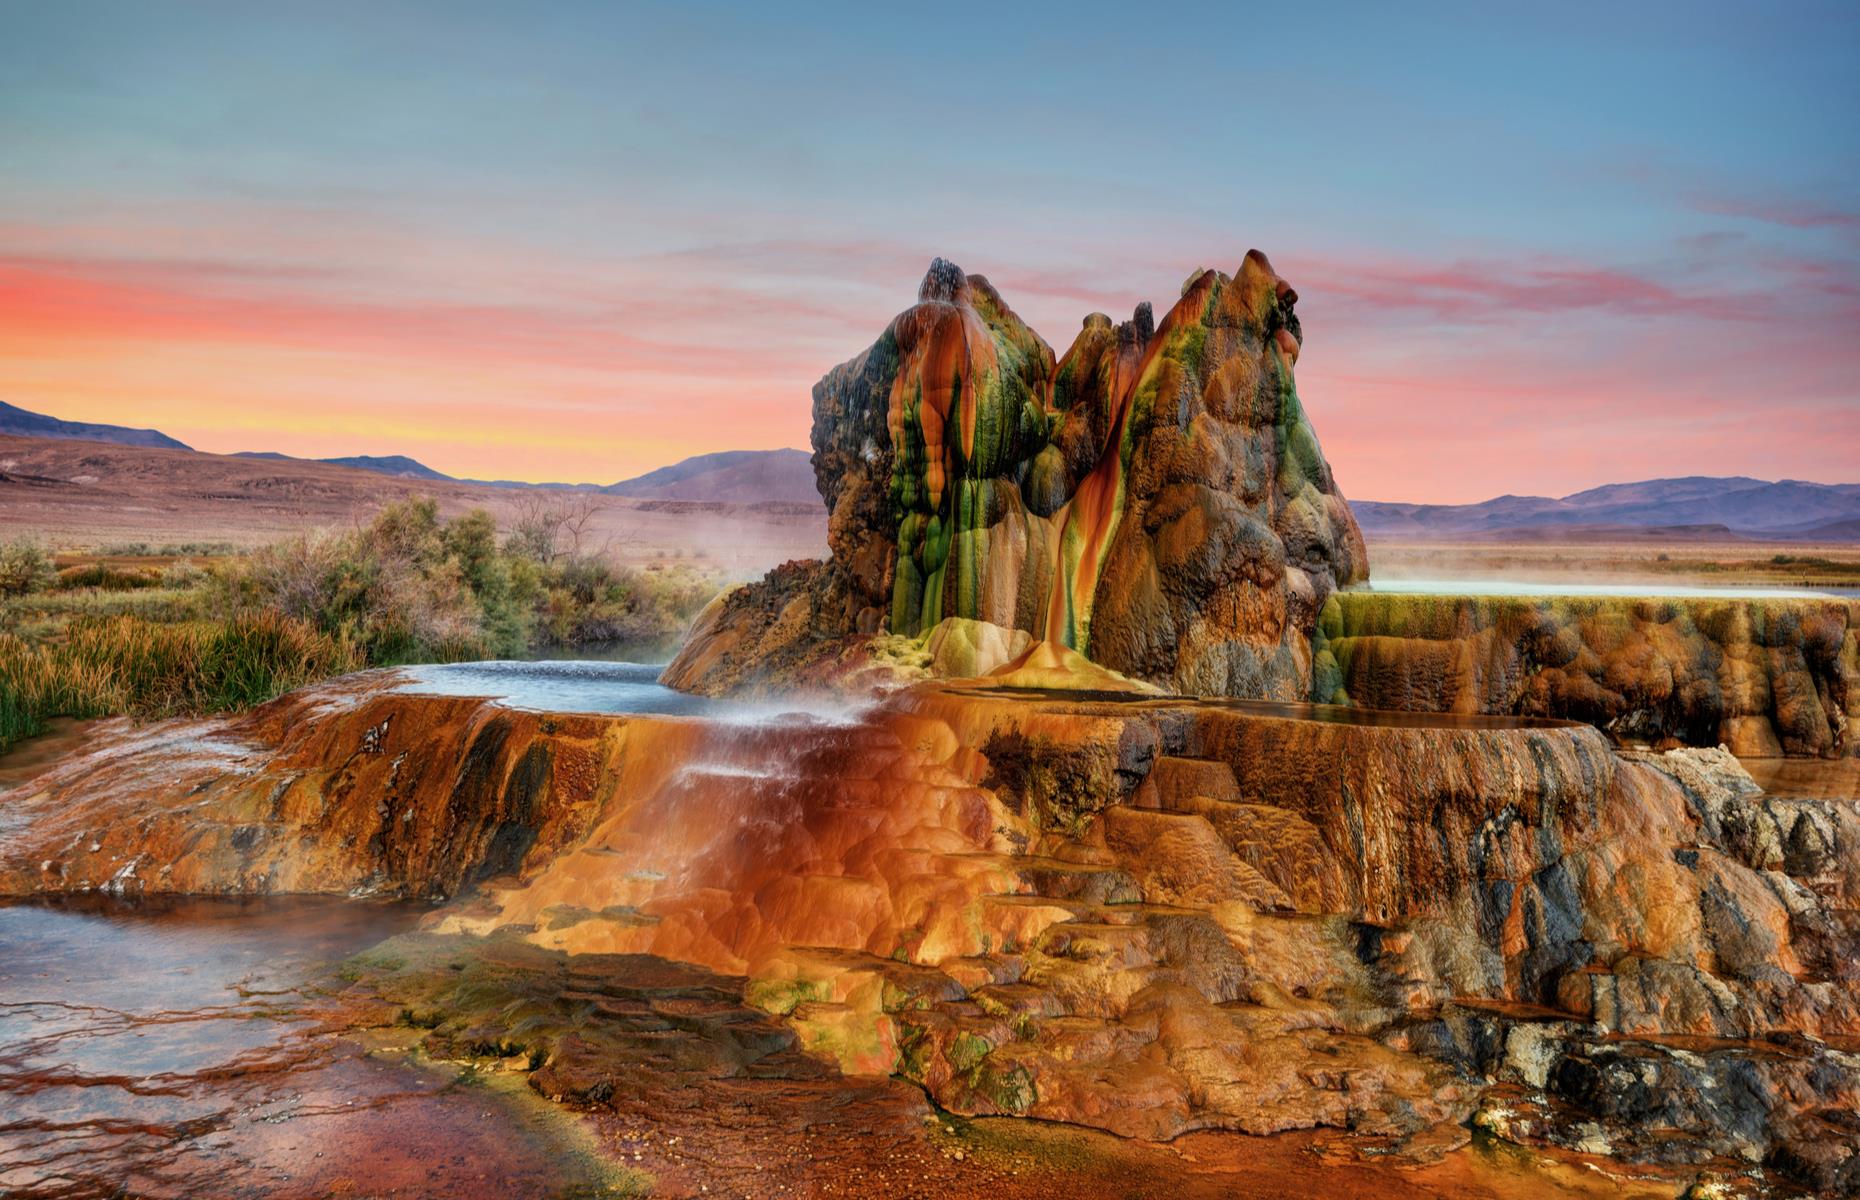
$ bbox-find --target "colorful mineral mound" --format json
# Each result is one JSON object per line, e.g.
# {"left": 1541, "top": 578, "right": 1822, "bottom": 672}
{"left": 662, "top": 249, "right": 1368, "bottom": 699}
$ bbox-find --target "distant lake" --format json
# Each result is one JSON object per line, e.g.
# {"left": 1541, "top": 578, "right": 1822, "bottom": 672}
{"left": 1367, "top": 578, "right": 1858, "bottom": 600}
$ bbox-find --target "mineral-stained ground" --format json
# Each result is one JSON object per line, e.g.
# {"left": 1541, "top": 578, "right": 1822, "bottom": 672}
{"left": 2, "top": 253, "right": 1856, "bottom": 1198}
{"left": 3, "top": 665, "right": 1855, "bottom": 1196}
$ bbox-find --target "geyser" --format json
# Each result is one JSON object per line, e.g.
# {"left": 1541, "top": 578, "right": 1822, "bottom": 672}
{"left": 663, "top": 250, "right": 1368, "bottom": 701}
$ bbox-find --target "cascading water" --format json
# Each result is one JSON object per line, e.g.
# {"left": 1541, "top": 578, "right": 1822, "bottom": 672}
{"left": 424, "top": 666, "right": 1014, "bottom": 978}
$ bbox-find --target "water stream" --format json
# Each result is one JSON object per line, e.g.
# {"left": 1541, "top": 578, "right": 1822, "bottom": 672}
{"left": 394, "top": 658, "right": 880, "bottom": 729}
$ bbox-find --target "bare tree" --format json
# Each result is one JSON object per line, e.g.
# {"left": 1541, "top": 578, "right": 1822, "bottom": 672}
{"left": 507, "top": 491, "right": 615, "bottom": 564}
{"left": 558, "top": 492, "right": 605, "bottom": 559}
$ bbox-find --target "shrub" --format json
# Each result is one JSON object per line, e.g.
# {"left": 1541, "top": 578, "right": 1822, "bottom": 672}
{"left": 534, "top": 558, "right": 713, "bottom": 646}
{"left": 55, "top": 563, "right": 163, "bottom": 591}
{"left": 101, "top": 540, "right": 239, "bottom": 557}
{"left": 215, "top": 500, "right": 499, "bottom": 664}
{"left": 210, "top": 497, "right": 715, "bottom": 663}
{"left": 160, "top": 560, "right": 208, "bottom": 590}
{"left": 0, "top": 496, "right": 726, "bottom": 752}
{"left": 0, "top": 539, "right": 54, "bottom": 597}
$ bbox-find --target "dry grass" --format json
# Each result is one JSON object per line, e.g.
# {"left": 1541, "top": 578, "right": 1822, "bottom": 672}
{"left": 0, "top": 612, "right": 360, "bottom": 752}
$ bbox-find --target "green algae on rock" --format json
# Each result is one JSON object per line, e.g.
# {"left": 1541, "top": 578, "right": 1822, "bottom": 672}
{"left": 661, "top": 249, "right": 1368, "bottom": 701}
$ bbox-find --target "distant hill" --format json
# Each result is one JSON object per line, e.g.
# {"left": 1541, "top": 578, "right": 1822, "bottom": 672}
{"left": 2, "top": 404, "right": 811, "bottom": 504}
{"left": 602, "top": 448, "right": 816, "bottom": 504}
{"left": 6, "top": 402, "right": 1852, "bottom": 543}
{"left": 233, "top": 450, "right": 454, "bottom": 481}
{"left": 0, "top": 401, "right": 191, "bottom": 451}
{"left": 0, "top": 432, "right": 828, "bottom": 569}
{"left": 224, "top": 446, "right": 817, "bottom": 502}
{"left": 1357, "top": 476, "right": 1860, "bottom": 541}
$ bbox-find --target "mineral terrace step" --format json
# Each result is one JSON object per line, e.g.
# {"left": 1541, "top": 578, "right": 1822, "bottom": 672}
{"left": 942, "top": 851, "right": 1142, "bottom": 904}
{"left": 1146, "top": 755, "right": 1242, "bottom": 807}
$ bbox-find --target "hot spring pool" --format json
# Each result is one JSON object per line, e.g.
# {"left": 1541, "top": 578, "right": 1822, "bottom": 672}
{"left": 392, "top": 660, "right": 875, "bottom": 726}
{"left": 394, "top": 659, "right": 720, "bottom": 716}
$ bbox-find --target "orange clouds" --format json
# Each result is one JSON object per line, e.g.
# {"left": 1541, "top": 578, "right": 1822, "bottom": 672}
{"left": 0, "top": 253, "right": 821, "bottom": 482}
{"left": 4, "top": 232, "right": 1857, "bottom": 502}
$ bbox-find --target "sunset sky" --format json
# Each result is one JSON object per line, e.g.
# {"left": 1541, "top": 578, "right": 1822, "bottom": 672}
{"left": 3, "top": 1, "right": 1857, "bottom": 502}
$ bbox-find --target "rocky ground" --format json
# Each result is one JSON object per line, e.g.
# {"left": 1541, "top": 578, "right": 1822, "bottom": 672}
{"left": 4, "top": 666, "right": 1856, "bottom": 1195}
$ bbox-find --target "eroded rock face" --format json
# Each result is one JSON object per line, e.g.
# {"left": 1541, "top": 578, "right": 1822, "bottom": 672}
{"left": 662, "top": 250, "right": 1367, "bottom": 699}
{"left": 1317, "top": 592, "right": 1860, "bottom": 757}
{"left": 7, "top": 674, "right": 1856, "bottom": 1192}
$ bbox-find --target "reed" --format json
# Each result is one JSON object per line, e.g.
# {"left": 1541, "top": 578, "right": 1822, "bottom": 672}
{"left": 0, "top": 612, "right": 360, "bottom": 752}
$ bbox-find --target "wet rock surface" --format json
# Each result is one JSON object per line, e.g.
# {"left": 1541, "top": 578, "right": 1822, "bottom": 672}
{"left": 5, "top": 672, "right": 1858, "bottom": 1194}
{"left": 0, "top": 896, "right": 628, "bottom": 1200}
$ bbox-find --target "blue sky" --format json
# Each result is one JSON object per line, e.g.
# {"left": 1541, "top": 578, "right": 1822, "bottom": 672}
{"left": 3, "top": 0, "right": 1856, "bottom": 498}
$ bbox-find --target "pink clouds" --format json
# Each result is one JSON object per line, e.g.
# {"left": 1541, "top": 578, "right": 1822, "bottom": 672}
{"left": 1287, "top": 255, "right": 1759, "bottom": 323}
{"left": 1690, "top": 194, "right": 1860, "bottom": 233}
{"left": 2, "top": 213, "right": 1855, "bottom": 503}
{"left": 1268, "top": 230, "right": 1860, "bottom": 502}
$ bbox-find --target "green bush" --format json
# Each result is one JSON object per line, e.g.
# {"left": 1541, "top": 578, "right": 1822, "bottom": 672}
{"left": 100, "top": 541, "right": 239, "bottom": 557}
{"left": 0, "top": 496, "right": 725, "bottom": 750}
{"left": 536, "top": 560, "right": 716, "bottom": 647}
{"left": 214, "top": 499, "right": 505, "bottom": 663}
{"left": 213, "top": 497, "right": 718, "bottom": 664}
{"left": 0, "top": 539, "right": 54, "bottom": 597}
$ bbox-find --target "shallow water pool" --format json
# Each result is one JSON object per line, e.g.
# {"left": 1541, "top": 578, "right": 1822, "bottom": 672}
{"left": 0, "top": 896, "right": 617, "bottom": 1198}
{"left": 393, "top": 659, "right": 879, "bottom": 728}
{"left": 394, "top": 658, "right": 719, "bottom": 716}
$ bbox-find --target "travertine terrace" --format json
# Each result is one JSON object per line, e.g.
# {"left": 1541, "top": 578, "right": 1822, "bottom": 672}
{"left": 5, "top": 665, "right": 1858, "bottom": 1192}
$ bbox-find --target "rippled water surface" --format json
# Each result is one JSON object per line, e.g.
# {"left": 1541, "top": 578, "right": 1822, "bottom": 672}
{"left": 1744, "top": 755, "right": 1860, "bottom": 803}
{"left": 0, "top": 896, "right": 610, "bottom": 1199}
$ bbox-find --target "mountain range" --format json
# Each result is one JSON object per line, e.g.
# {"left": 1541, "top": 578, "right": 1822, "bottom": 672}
{"left": 4, "top": 401, "right": 1854, "bottom": 539}
{"left": 1354, "top": 477, "right": 1860, "bottom": 541}
{"left": 235, "top": 442, "right": 817, "bottom": 501}
{"left": 1, "top": 402, "right": 816, "bottom": 503}
{"left": 231, "top": 451, "right": 456, "bottom": 482}
{"left": 0, "top": 400, "right": 191, "bottom": 451}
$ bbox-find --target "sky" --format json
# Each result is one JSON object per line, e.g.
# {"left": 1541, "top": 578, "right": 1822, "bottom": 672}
{"left": 2, "top": 1, "right": 1857, "bottom": 503}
